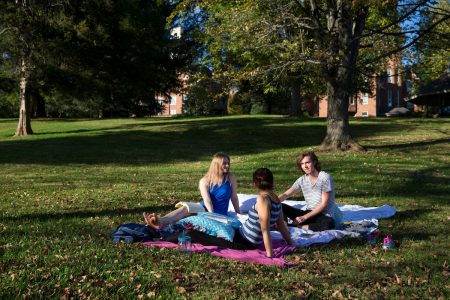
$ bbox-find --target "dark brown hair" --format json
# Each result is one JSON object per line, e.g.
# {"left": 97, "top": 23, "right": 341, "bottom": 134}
{"left": 253, "top": 168, "right": 274, "bottom": 191}
{"left": 296, "top": 151, "right": 321, "bottom": 173}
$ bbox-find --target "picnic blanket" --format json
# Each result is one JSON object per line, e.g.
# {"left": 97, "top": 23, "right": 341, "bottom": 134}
{"left": 143, "top": 239, "right": 295, "bottom": 267}
{"left": 143, "top": 194, "right": 396, "bottom": 266}
{"left": 232, "top": 194, "right": 397, "bottom": 247}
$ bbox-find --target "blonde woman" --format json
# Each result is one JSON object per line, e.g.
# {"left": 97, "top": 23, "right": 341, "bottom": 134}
{"left": 144, "top": 152, "right": 240, "bottom": 229}
{"left": 183, "top": 167, "right": 293, "bottom": 257}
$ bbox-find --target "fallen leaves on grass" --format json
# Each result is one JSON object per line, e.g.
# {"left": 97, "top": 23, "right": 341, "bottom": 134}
{"left": 176, "top": 286, "right": 186, "bottom": 294}
{"left": 442, "top": 261, "right": 449, "bottom": 277}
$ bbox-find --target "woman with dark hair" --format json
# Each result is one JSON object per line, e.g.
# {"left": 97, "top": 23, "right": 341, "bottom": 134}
{"left": 279, "top": 151, "right": 343, "bottom": 231}
{"left": 182, "top": 168, "right": 293, "bottom": 258}
{"left": 239, "top": 168, "right": 293, "bottom": 257}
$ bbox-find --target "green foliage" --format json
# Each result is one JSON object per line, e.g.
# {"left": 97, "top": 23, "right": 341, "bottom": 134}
{"left": 182, "top": 70, "right": 227, "bottom": 116}
{"left": 0, "top": 90, "right": 18, "bottom": 117}
{"left": 249, "top": 94, "right": 266, "bottom": 115}
{"left": 227, "top": 92, "right": 268, "bottom": 115}
{"left": 410, "top": 0, "right": 450, "bottom": 86}
{"left": 227, "top": 93, "right": 250, "bottom": 114}
{"left": 0, "top": 116, "right": 449, "bottom": 298}
{"left": 0, "top": 0, "right": 186, "bottom": 119}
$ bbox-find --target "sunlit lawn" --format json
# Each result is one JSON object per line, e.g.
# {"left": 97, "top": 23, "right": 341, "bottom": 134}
{"left": 0, "top": 115, "right": 449, "bottom": 299}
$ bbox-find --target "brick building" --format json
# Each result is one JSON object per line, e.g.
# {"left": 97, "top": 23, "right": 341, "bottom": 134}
{"left": 157, "top": 92, "right": 185, "bottom": 116}
{"left": 314, "top": 60, "right": 409, "bottom": 117}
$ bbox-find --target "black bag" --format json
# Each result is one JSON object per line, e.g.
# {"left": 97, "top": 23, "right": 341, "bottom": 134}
{"left": 111, "top": 223, "right": 157, "bottom": 244}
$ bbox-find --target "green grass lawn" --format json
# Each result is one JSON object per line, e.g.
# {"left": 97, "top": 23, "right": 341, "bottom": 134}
{"left": 1, "top": 115, "right": 449, "bottom": 299}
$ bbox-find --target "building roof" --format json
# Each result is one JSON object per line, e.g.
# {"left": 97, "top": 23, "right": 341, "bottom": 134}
{"left": 406, "top": 73, "right": 450, "bottom": 106}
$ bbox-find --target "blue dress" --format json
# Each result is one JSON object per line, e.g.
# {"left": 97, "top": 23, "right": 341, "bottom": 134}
{"left": 200, "top": 180, "right": 232, "bottom": 215}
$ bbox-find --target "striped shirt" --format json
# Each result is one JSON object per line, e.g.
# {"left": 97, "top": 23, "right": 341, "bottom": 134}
{"left": 292, "top": 171, "right": 343, "bottom": 223}
{"left": 240, "top": 195, "right": 282, "bottom": 245}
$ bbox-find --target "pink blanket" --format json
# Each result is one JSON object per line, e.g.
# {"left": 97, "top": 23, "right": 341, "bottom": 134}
{"left": 143, "top": 240, "right": 295, "bottom": 267}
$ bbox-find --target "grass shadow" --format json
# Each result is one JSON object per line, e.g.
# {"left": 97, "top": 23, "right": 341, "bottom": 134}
{"left": 0, "top": 116, "right": 421, "bottom": 166}
{"left": 367, "top": 137, "right": 450, "bottom": 150}
{"left": 1, "top": 204, "right": 173, "bottom": 223}
{"left": 394, "top": 208, "right": 436, "bottom": 221}
{"left": 386, "top": 166, "right": 450, "bottom": 202}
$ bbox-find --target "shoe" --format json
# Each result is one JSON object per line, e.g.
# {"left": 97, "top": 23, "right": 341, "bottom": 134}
{"left": 382, "top": 234, "right": 395, "bottom": 250}
{"left": 367, "top": 230, "right": 380, "bottom": 245}
{"left": 112, "top": 236, "right": 134, "bottom": 244}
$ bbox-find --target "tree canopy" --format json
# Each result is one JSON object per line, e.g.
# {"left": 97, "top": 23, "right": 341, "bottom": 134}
{"left": 409, "top": 0, "right": 449, "bottom": 88}
{"left": 173, "top": 0, "right": 449, "bottom": 150}
{"left": 0, "top": 0, "right": 186, "bottom": 135}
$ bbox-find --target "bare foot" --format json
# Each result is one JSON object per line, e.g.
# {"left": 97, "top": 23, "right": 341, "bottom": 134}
{"left": 143, "top": 212, "right": 161, "bottom": 229}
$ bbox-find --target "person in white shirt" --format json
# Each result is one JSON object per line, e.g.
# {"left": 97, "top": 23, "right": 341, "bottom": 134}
{"left": 278, "top": 151, "right": 342, "bottom": 231}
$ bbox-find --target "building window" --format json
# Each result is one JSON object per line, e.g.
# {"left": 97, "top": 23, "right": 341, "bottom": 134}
{"left": 349, "top": 95, "right": 355, "bottom": 105}
{"left": 361, "top": 111, "right": 368, "bottom": 117}
{"left": 361, "top": 93, "right": 369, "bottom": 105}
{"left": 388, "top": 89, "right": 393, "bottom": 107}
{"left": 170, "top": 95, "right": 176, "bottom": 105}
{"left": 170, "top": 109, "right": 177, "bottom": 115}
{"left": 387, "top": 68, "right": 392, "bottom": 83}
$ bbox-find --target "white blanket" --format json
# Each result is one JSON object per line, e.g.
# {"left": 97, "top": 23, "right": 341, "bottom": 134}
{"left": 228, "top": 194, "right": 397, "bottom": 247}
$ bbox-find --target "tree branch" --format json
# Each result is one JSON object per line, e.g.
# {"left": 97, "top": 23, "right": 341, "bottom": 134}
{"left": 360, "top": 0, "right": 430, "bottom": 38}
{"left": 0, "top": 27, "right": 11, "bottom": 36}
{"left": 367, "top": 14, "right": 450, "bottom": 64}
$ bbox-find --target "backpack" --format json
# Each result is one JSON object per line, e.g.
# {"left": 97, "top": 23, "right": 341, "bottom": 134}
{"left": 111, "top": 223, "right": 157, "bottom": 244}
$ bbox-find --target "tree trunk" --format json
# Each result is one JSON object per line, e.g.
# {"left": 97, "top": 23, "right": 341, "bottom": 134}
{"left": 320, "top": 80, "right": 364, "bottom": 151}
{"left": 319, "top": 4, "right": 367, "bottom": 151}
{"left": 289, "top": 76, "right": 302, "bottom": 115}
{"left": 15, "top": 55, "right": 33, "bottom": 136}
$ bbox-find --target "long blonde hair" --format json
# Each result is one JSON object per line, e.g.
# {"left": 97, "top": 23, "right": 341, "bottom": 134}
{"left": 205, "top": 152, "right": 230, "bottom": 187}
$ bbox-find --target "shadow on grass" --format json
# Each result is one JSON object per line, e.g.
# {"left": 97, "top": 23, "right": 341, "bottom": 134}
{"left": 0, "top": 119, "right": 16, "bottom": 124}
{"left": 392, "top": 230, "right": 434, "bottom": 242}
{"left": 386, "top": 166, "right": 450, "bottom": 203}
{"left": 335, "top": 164, "right": 449, "bottom": 206}
{"left": 1, "top": 204, "right": 173, "bottom": 223}
{"left": 0, "top": 117, "right": 418, "bottom": 166}
{"left": 394, "top": 208, "right": 435, "bottom": 221}
{"left": 33, "top": 128, "right": 111, "bottom": 135}
{"left": 367, "top": 137, "right": 450, "bottom": 150}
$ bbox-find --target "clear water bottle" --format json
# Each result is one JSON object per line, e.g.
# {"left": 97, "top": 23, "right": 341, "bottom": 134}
{"left": 177, "top": 234, "right": 192, "bottom": 253}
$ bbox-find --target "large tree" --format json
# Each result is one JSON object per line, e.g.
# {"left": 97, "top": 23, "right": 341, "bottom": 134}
{"left": 0, "top": 1, "right": 59, "bottom": 135}
{"left": 306, "top": 0, "right": 447, "bottom": 151}
{"left": 175, "top": 0, "right": 449, "bottom": 151}
{"left": 0, "top": 0, "right": 186, "bottom": 135}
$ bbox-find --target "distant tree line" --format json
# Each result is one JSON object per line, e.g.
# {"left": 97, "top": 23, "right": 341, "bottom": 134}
{"left": 1, "top": 0, "right": 448, "bottom": 150}
{"left": 0, "top": 0, "right": 189, "bottom": 135}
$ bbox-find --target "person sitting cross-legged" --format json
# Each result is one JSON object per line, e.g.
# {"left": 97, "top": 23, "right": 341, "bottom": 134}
{"left": 278, "top": 151, "right": 343, "bottom": 231}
